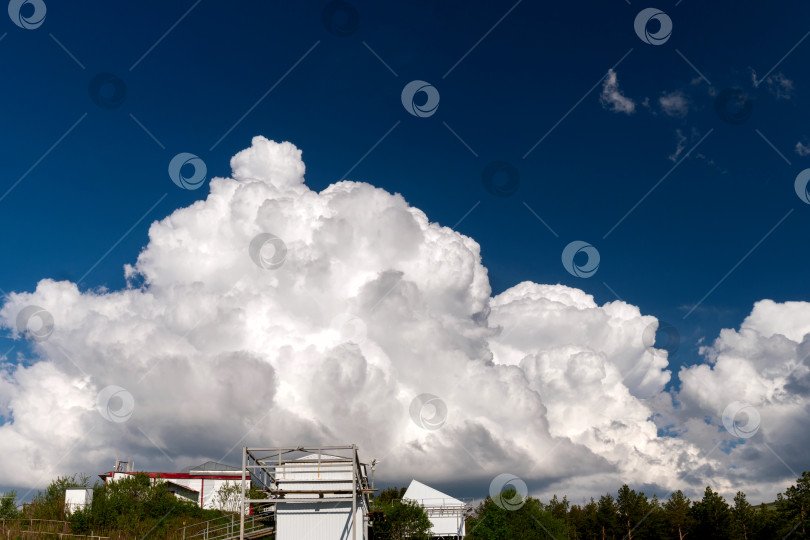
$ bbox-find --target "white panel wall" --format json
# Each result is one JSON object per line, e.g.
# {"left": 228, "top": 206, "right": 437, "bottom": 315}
{"left": 429, "top": 515, "right": 465, "bottom": 537}
{"left": 276, "top": 459, "right": 354, "bottom": 500}
{"left": 64, "top": 488, "right": 93, "bottom": 513}
{"left": 276, "top": 502, "right": 366, "bottom": 540}
{"left": 202, "top": 478, "right": 231, "bottom": 509}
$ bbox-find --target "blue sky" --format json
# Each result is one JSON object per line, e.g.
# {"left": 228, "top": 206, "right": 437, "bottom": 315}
{"left": 1, "top": 0, "right": 810, "bottom": 501}
{"left": 2, "top": 0, "right": 808, "bottom": 379}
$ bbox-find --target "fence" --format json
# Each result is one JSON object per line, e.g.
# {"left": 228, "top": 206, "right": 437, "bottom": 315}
{"left": 178, "top": 512, "right": 273, "bottom": 540}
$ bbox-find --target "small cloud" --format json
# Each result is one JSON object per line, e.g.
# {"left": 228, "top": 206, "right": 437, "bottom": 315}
{"left": 668, "top": 129, "right": 723, "bottom": 171}
{"left": 767, "top": 72, "right": 795, "bottom": 99}
{"left": 695, "top": 152, "right": 726, "bottom": 174}
{"left": 659, "top": 90, "right": 689, "bottom": 118}
{"left": 751, "top": 68, "right": 795, "bottom": 99}
{"left": 669, "top": 129, "right": 687, "bottom": 162}
{"left": 796, "top": 140, "right": 810, "bottom": 157}
{"left": 600, "top": 69, "right": 636, "bottom": 114}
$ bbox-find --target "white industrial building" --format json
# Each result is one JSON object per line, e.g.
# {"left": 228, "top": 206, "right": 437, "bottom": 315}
{"left": 238, "top": 445, "right": 372, "bottom": 540}
{"left": 403, "top": 479, "right": 469, "bottom": 539}
{"left": 99, "top": 458, "right": 244, "bottom": 510}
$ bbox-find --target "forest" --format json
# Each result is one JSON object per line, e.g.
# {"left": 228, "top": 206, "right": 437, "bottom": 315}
{"left": 1, "top": 470, "right": 808, "bottom": 539}
{"left": 464, "top": 470, "right": 810, "bottom": 539}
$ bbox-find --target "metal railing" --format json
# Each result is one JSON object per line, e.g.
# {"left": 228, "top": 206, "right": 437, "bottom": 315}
{"left": 178, "top": 513, "right": 273, "bottom": 540}
{"left": 1, "top": 518, "right": 110, "bottom": 539}
{"left": 1, "top": 518, "right": 71, "bottom": 533}
{"left": 391, "top": 497, "right": 473, "bottom": 516}
{"left": 19, "top": 532, "right": 109, "bottom": 539}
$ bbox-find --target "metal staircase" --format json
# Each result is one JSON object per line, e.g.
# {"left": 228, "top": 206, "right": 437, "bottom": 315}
{"left": 178, "top": 512, "right": 274, "bottom": 540}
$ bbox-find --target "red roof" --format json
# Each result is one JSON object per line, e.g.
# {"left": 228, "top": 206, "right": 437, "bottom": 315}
{"left": 102, "top": 471, "right": 242, "bottom": 481}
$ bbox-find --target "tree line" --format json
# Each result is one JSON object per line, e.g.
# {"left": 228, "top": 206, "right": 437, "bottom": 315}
{"left": 466, "top": 470, "right": 810, "bottom": 539}
{"left": 2, "top": 470, "right": 808, "bottom": 538}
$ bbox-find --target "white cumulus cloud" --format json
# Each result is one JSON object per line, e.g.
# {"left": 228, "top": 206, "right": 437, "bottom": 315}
{"left": 672, "top": 300, "right": 810, "bottom": 502}
{"left": 1, "top": 137, "right": 808, "bottom": 503}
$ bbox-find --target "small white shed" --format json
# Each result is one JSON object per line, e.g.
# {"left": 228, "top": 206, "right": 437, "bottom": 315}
{"left": 64, "top": 487, "right": 93, "bottom": 514}
{"left": 402, "top": 479, "right": 468, "bottom": 538}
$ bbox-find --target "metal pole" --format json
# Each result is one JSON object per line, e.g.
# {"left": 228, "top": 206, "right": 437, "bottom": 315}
{"left": 240, "top": 447, "right": 247, "bottom": 540}
{"left": 352, "top": 445, "right": 357, "bottom": 540}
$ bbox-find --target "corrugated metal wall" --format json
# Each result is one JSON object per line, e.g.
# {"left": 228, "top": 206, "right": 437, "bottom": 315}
{"left": 276, "top": 502, "right": 365, "bottom": 540}
{"left": 276, "top": 458, "right": 354, "bottom": 501}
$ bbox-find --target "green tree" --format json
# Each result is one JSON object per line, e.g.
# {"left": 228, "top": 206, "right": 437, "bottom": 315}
{"left": 387, "top": 499, "right": 432, "bottom": 540}
{"left": 546, "top": 494, "right": 571, "bottom": 538}
{"left": 777, "top": 471, "right": 810, "bottom": 538}
{"left": 25, "top": 474, "right": 89, "bottom": 521}
{"left": 642, "top": 494, "right": 667, "bottom": 539}
{"left": 466, "top": 489, "right": 565, "bottom": 539}
{"left": 579, "top": 498, "right": 601, "bottom": 539}
{"left": 568, "top": 502, "right": 590, "bottom": 540}
{"left": 370, "top": 487, "right": 431, "bottom": 540}
{"left": 690, "top": 486, "right": 732, "bottom": 540}
{"left": 596, "top": 493, "right": 618, "bottom": 539}
{"left": 0, "top": 490, "right": 19, "bottom": 519}
{"left": 376, "top": 486, "right": 407, "bottom": 504}
{"left": 214, "top": 480, "right": 241, "bottom": 513}
{"left": 751, "top": 502, "right": 780, "bottom": 540}
{"left": 616, "top": 484, "right": 650, "bottom": 540}
{"left": 69, "top": 507, "right": 91, "bottom": 534}
{"left": 663, "top": 490, "right": 693, "bottom": 540}
{"left": 731, "top": 491, "right": 754, "bottom": 540}
{"left": 86, "top": 473, "right": 209, "bottom": 535}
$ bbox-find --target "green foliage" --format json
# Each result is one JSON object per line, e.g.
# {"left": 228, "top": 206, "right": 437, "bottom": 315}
{"left": 751, "top": 501, "right": 781, "bottom": 540}
{"left": 16, "top": 469, "right": 810, "bottom": 540}
{"left": 214, "top": 480, "right": 241, "bottom": 513}
{"left": 663, "top": 490, "right": 693, "bottom": 539}
{"left": 777, "top": 470, "right": 810, "bottom": 538}
{"left": 596, "top": 493, "right": 619, "bottom": 538}
{"left": 68, "top": 507, "right": 91, "bottom": 534}
{"left": 690, "top": 486, "right": 732, "bottom": 540}
{"left": 731, "top": 491, "right": 754, "bottom": 539}
{"left": 387, "top": 499, "right": 432, "bottom": 540}
{"left": 375, "top": 486, "right": 407, "bottom": 505}
{"left": 545, "top": 494, "right": 571, "bottom": 536}
{"left": 25, "top": 473, "right": 89, "bottom": 521}
{"left": 370, "top": 489, "right": 431, "bottom": 540}
{"left": 466, "top": 488, "right": 565, "bottom": 540}
{"left": 32, "top": 472, "right": 220, "bottom": 538}
{"left": 0, "top": 489, "right": 19, "bottom": 519}
{"left": 86, "top": 473, "right": 208, "bottom": 534}
{"left": 616, "top": 484, "right": 650, "bottom": 539}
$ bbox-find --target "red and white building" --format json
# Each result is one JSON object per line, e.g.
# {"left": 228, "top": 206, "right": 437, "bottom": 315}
{"left": 99, "top": 459, "right": 244, "bottom": 510}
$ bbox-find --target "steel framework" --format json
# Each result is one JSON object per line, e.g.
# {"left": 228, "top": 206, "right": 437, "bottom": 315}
{"left": 238, "top": 445, "right": 372, "bottom": 540}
